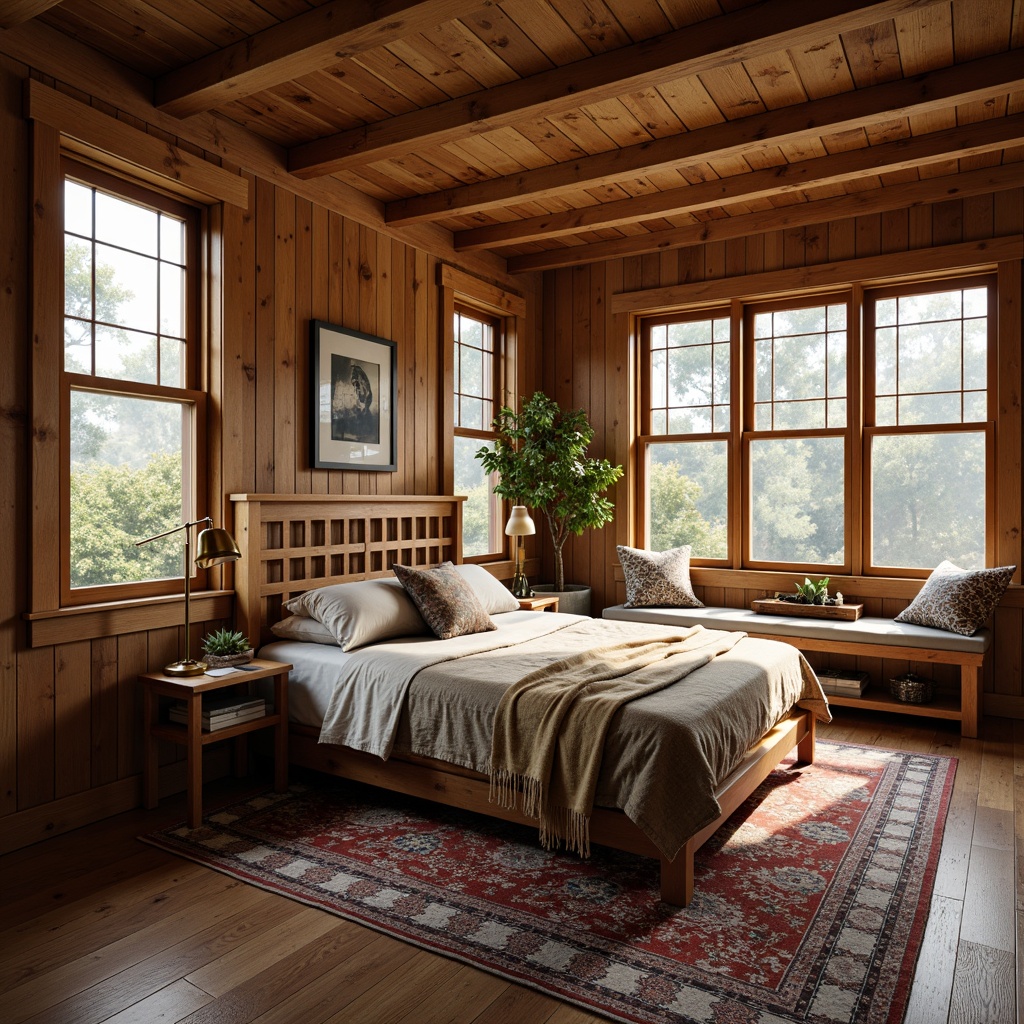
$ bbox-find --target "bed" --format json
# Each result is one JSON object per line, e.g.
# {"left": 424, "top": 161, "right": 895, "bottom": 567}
{"left": 230, "top": 493, "right": 828, "bottom": 905}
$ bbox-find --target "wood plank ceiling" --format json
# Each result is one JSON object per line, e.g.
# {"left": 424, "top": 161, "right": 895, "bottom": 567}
{"left": 5, "top": 0, "right": 1023, "bottom": 274}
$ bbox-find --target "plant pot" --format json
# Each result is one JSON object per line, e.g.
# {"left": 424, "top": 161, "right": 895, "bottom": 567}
{"left": 530, "top": 584, "right": 592, "bottom": 617}
{"left": 203, "top": 649, "right": 254, "bottom": 668}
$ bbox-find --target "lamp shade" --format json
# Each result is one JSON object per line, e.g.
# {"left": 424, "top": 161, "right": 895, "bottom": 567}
{"left": 195, "top": 527, "right": 241, "bottom": 568}
{"left": 505, "top": 505, "right": 536, "bottom": 537}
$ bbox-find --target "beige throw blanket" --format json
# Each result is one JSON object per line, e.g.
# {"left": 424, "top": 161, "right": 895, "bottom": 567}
{"left": 489, "top": 625, "right": 744, "bottom": 856}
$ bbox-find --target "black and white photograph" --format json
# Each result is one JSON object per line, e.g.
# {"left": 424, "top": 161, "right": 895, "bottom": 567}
{"left": 311, "top": 320, "right": 396, "bottom": 471}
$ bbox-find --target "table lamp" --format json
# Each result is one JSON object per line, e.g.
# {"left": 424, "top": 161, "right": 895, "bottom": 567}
{"left": 136, "top": 517, "right": 241, "bottom": 676}
{"left": 505, "top": 505, "right": 535, "bottom": 599}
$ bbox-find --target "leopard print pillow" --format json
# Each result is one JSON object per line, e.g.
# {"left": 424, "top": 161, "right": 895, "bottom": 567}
{"left": 617, "top": 545, "right": 703, "bottom": 608}
{"left": 894, "top": 560, "right": 1014, "bottom": 635}
{"left": 393, "top": 561, "right": 496, "bottom": 640}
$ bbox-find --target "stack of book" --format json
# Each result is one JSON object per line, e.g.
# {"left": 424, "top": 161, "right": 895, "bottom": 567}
{"left": 817, "top": 669, "right": 870, "bottom": 699}
{"left": 169, "top": 696, "right": 267, "bottom": 732}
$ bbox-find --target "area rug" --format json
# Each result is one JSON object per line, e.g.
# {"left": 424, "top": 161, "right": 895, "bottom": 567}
{"left": 141, "top": 741, "right": 955, "bottom": 1024}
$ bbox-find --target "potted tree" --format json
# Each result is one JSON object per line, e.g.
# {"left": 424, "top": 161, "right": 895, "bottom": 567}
{"left": 477, "top": 392, "right": 623, "bottom": 615}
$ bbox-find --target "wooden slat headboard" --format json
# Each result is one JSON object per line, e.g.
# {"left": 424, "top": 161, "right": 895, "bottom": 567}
{"left": 229, "top": 494, "right": 465, "bottom": 646}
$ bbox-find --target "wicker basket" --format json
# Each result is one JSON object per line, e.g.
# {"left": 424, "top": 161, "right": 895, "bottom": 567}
{"left": 888, "top": 673, "right": 933, "bottom": 704}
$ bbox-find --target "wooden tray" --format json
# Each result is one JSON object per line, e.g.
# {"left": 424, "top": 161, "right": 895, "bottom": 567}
{"left": 751, "top": 598, "right": 863, "bottom": 620}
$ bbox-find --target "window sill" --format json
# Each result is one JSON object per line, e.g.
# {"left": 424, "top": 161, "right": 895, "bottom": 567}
{"left": 611, "top": 566, "right": 1024, "bottom": 606}
{"left": 25, "top": 590, "right": 234, "bottom": 648}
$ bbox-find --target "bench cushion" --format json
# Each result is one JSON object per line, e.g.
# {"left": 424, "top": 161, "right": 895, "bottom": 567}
{"left": 602, "top": 604, "right": 991, "bottom": 655}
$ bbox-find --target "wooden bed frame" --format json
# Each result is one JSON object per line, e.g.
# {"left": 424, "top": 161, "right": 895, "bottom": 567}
{"left": 229, "top": 492, "right": 816, "bottom": 905}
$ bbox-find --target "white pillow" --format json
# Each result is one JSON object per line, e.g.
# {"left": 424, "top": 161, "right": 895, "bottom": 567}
{"left": 451, "top": 563, "right": 520, "bottom": 614}
{"left": 270, "top": 615, "right": 340, "bottom": 646}
{"left": 283, "top": 578, "right": 429, "bottom": 650}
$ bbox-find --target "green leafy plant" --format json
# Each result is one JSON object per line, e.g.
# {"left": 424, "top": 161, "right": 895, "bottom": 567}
{"left": 794, "top": 577, "right": 830, "bottom": 605}
{"left": 476, "top": 392, "right": 623, "bottom": 593}
{"left": 201, "top": 628, "right": 251, "bottom": 657}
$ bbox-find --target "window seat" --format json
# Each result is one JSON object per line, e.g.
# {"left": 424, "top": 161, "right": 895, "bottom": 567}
{"left": 602, "top": 604, "right": 990, "bottom": 737}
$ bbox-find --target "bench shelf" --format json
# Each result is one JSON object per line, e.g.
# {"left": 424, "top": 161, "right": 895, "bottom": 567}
{"left": 825, "top": 688, "right": 961, "bottom": 721}
{"left": 603, "top": 604, "right": 989, "bottom": 738}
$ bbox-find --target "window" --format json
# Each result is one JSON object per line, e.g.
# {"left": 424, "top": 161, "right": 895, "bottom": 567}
{"left": 746, "top": 297, "right": 849, "bottom": 570}
{"left": 640, "top": 313, "right": 730, "bottom": 559}
{"left": 62, "top": 161, "right": 204, "bottom": 603}
{"left": 866, "top": 278, "right": 994, "bottom": 571}
{"left": 637, "top": 273, "right": 997, "bottom": 578}
{"left": 440, "top": 265, "right": 524, "bottom": 566}
{"left": 453, "top": 302, "right": 503, "bottom": 559}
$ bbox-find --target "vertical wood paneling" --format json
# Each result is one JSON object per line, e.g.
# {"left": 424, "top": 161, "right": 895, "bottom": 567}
{"left": 310, "top": 203, "right": 329, "bottom": 496}
{"left": 294, "top": 197, "right": 313, "bottom": 496}
{"left": 0, "top": 57, "right": 28, "bottom": 818}
{"left": 413, "top": 248, "right": 430, "bottom": 495}
{"left": 274, "top": 188, "right": 297, "bottom": 493}
{"left": 254, "top": 177, "right": 276, "bottom": 494}
{"left": 54, "top": 640, "right": 91, "bottom": 798}
{"left": 30, "top": 118, "right": 61, "bottom": 611}
{"left": 91, "top": 636, "right": 118, "bottom": 788}
{"left": 17, "top": 646, "right": 54, "bottom": 809}
{"left": 117, "top": 632, "right": 147, "bottom": 780}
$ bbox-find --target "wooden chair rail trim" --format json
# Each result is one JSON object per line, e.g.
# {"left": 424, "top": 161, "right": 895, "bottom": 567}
{"left": 25, "top": 591, "right": 234, "bottom": 648}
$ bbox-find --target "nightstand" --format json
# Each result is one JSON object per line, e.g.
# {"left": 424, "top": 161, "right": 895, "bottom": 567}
{"left": 518, "top": 595, "right": 560, "bottom": 612}
{"left": 139, "top": 658, "right": 292, "bottom": 828}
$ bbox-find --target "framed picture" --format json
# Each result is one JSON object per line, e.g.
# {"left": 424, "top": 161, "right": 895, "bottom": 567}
{"left": 310, "top": 320, "right": 397, "bottom": 471}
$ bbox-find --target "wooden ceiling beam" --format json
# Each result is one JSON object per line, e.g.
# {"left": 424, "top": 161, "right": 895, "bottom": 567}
{"left": 505, "top": 162, "right": 1024, "bottom": 273}
{"left": 386, "top": 49, "right": 1024, "bottom": 226}
{"left": 455, "top": 114, "right": 1024, "bottom": 250}
{"left": 0, "top": 0, "right": 62, "bottom": 29}
{"left": 155, "top": 0, "right": 495, "bottom": 119}
{"left": 286, "top": 0, "right": 946, "bottom": 178}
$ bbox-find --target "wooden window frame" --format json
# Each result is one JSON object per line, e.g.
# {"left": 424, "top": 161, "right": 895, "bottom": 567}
{"left": 741, "top": 292, "right": 854, "bottom": 576}
{"left": 636, "top": 307, "right": 734, "bottom": 566}
{"left": 58, "top": 160, "right": 208, "bottom": 607}
{"left": 635, "top": 271, "right": 1009, "bottom": 580}
{"left": 862, "top": 274, "right": 998, "bottom": 578}
{"left": 439, "top": 265, "right": 525, "bottom": 571}
{"left": 28, "top": 126, "right": 214, "bottom": 632}
{"left": 452, "top": 300, "right": 505, "bottom": 561}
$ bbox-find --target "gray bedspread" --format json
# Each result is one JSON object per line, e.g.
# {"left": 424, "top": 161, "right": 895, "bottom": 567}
{"left": 388, "top": 617, "right": 829, "bottom": 860}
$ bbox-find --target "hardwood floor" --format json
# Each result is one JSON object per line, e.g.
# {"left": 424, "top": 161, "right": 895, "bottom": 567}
{"left": 0, "top": 709, "right": 1016, "bottom": 1024}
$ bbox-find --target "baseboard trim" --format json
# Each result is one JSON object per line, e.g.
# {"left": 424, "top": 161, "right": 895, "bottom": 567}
{"left": 0, "top": 748, "right": 232, "bottom": 853}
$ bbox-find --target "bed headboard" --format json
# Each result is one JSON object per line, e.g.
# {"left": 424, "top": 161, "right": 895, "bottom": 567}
{"left": 229, "top": 493, "right": 465, "bottom": 646}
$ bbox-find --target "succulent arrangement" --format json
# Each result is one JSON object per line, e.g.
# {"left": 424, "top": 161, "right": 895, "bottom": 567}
{"left": 776, "top": 577, "right": 842, "bottom": 606}
{"left": 201, "top": 628, "right": 252, "bottom": 657}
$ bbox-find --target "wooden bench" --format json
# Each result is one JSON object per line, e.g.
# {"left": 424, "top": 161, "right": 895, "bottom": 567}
{"left": 603, "top": 604, "right": 991, "bottom": 738}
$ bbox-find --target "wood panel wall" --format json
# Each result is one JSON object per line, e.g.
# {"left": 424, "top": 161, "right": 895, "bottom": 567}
{"left": 0, "top": 55, "right": 540, "bottom": 851}
{"left": 542, "top": 190, "right": 1024, "bottom": 716}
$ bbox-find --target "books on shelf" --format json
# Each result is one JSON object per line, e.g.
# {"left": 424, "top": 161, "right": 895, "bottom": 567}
{"left": 169, "top": 696, "right": 267, "bottom": 732}
{"left": 818, "top": 669, "right": 870, "bottom": 698}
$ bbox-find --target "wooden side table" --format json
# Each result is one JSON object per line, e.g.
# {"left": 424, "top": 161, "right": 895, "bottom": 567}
{"left": 518, "top": 595, "right": 560, "bottom": 612}
{"left": 139, "top": 658, "right": 292, "bottom": 828}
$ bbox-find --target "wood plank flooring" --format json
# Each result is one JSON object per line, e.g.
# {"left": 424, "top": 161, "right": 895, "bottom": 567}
{"left": 0, "top": 709, "right": 1016, "bottom": 1024}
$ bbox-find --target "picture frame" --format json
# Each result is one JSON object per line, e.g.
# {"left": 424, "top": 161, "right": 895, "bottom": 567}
{"left": 310, "top": 320, "right": 397, "bottom": 472}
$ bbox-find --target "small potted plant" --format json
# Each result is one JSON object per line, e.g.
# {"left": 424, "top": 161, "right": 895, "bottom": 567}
{"left": 201, "top": 628, "right": 254, "bottom": 668}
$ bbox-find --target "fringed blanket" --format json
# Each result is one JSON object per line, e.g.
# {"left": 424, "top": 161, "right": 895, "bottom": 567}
{"left": 489, "top": 625, "right": 744, "bottom": 856}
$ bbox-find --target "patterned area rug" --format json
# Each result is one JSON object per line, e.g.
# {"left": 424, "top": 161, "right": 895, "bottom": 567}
{"left": 141, "top": 741, "right": 955, "bottom": 1024}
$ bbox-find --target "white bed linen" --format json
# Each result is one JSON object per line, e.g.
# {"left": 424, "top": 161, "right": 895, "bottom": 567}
{"left": 259, "top": 610, "right": 582, "bottom": 746}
